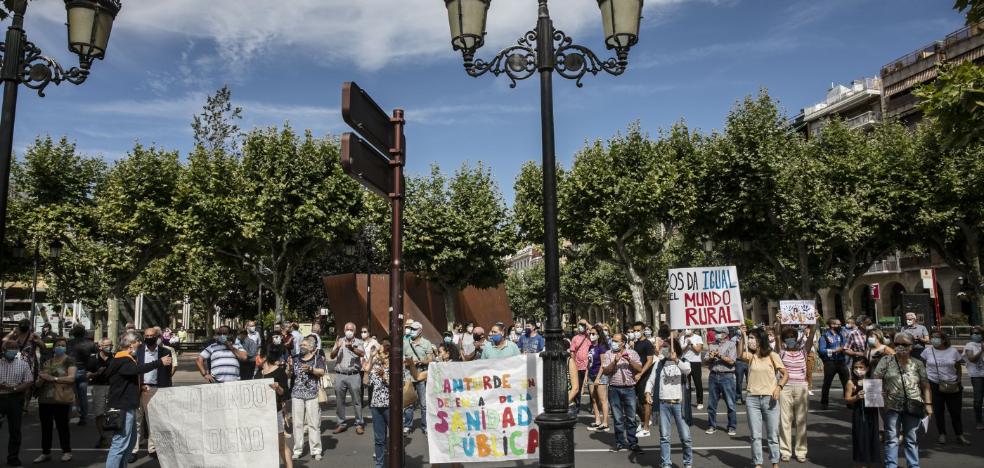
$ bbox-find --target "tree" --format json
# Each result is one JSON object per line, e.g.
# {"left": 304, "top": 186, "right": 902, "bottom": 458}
{"left": 512, "top": 161, "right": 564, "bottom": 248}
{"left": 404, "top": 163, "right": 513, "bottom": 327}
{"left": 560, "top": 122, "right": 701, "bottom": 323}
{"left": 955, "top": 0, "right": 984, "bottom": 24}
{"left": 506, "top": 263, "right": 545, "bottom": 322}
{"left": 93, "top": 144, "right": 181, "bottom": 342}
{"left": 915, "top": 62, "right": 984, "bottom": 149}
{"left": 192, "top": 85, "right": 243, "bottom": 154}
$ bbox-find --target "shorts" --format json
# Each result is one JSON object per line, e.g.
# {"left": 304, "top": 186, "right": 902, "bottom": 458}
{"left": 277, "top": 410, "right": 285, "bottom": 433}
{"left": 90, "top": 385, "right": 109, "bottom": 416}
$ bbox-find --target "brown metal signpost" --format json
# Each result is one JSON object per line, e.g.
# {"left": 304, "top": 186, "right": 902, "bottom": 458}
{"left": 341, "top": 82, "right": 406, "bottom": 468}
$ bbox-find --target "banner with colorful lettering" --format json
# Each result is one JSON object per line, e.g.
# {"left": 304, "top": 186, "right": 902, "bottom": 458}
{"left": 426, "top": 354, "right": 542, "bottom": 464}
{"left": 147, "top": 379, "right": 279, "bottom": 468}
{"left": 668, "top": 266, "right": 744, "bottom": 330}
{"left": 779, "top": 300, "right": 818, "bottom": 325}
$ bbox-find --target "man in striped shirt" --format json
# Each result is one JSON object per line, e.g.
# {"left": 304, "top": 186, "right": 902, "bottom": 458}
{"left": 196, "top": 326, "right": 247, "bottom": 383}
{"left": 0, "top": 340, "right": 34, "bottom": 466}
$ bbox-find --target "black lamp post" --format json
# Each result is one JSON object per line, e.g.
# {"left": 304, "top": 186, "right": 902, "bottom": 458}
{"left": 442, "top": 1, "right": 643, "bottom": 466}
{"left": 0, "top": 0, "right": 121, "bottom": 263}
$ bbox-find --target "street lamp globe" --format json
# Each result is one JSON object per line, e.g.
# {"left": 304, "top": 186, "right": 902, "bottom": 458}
{"left": 49, "top": 240, "right": 63, "bottom": 259}
{"left": 597, "top": 0, "right": 642, "bottom": 57}
{"left": 64, "top": 0, "right": 122, "bottom": 66}
{"left": 444, "top": 0, "right": 491, "bottom": 59}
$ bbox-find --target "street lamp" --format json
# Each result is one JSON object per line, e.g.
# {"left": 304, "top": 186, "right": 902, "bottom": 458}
{"left": 0, "top": 0, "right": 122, "bottom": 264}
{"left": 442, "top": 1, "right": 644, "bottom": 466}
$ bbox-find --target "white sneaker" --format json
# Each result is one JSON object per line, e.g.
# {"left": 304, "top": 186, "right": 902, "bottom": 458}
{"left": 60, "top": 453, "right": 73, "bottom": 462}
{"left": 313, "top": 454, "right": 323, "bottom": 461}
{"left": 808, "top": 390, "right": 815, "bottom": 396}
{"left": 33, "top": 454, "right": 51, "bottom": 463}
{"left": 957, "top": 435, "right": 971, "bottom": 445}
{"left": 697, "top": 404, "right": 704, "bottom": 410}
{"left": 636, "top": 429, "right": 651, "bottom": 438}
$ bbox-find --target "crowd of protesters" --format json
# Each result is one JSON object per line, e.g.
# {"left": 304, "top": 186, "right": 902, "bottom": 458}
{"left": 0, "top": 311, "right": 979, "bottom": 468}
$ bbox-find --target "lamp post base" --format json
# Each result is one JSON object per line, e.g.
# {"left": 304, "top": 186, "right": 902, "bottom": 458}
{"left": 534, "top": 410, "right": 576, "bottom": 467}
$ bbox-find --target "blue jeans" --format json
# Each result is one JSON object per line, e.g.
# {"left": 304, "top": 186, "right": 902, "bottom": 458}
{"left": 402, "top": 380, "right": 427, "bottom": 432}
{"left": 883, "top": 409, "right": 920, "bottom": 468}
{"left": 75, "top": 369, "right": 88, "bottom": 421}
{"left": 659, "top": 401, "right": 693, "bottom": 467}
{"left": 735, "top": 361, "right": 748, "bottom": 399}
{"left": 607, "top": 386, "right": 638, "bottom": 447}
{"left": 105, "top": 409, "right": 137, "bottom": 468}
{"left": 371, "top": 407, "right": 388, "bottom": 468}
{"left": 707, "top": 373, "right": 737, "bottom": 430}
{"left": 747, "top": 395, "right": 780, "bottom": 465}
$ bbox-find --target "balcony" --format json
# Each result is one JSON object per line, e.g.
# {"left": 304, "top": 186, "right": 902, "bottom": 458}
{"left": 866, "top": 257, "right": 900, "bottom": 274}
{"left": 846, "top": 111, "right": 879, "bottom": 130}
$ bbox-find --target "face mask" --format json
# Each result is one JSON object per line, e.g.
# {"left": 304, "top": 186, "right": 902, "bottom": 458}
{"left": 54, "top": 347, "right": 66, "bottom": 356}
{"left": 361, "top": 332, "right": 370, "bottom": 339}
{"left": 301, "top": 345, "right": 313, "bottom": 354}
{"left": 524, "top": 329, "right": 532, "bottom": 337}
{"left": 18, "top": 324, "right": 28, "bottom": 332}
{"left": 685, "top": 329, "right": 693, "bottom": 336}
{"left": 490, "top": 334, "right": 503, "bottom": 345}
{"left": 404, "top": 328, "right": 411, "bottom": 337}
{"left": 718, "top": 334, "right": 729, "bottom": 343}
{"left": 3, "top": 351, "right": 17, "bottom": 361}
{"left": 611, "top": 342, "right": 622, "bottom": 352}
{"left": 644, "top": 329, "right": 652, "bottom": 337}
{"left": 972, "top": 334, "right": 983, "bottom": 343}
{"left": 589, "top": 334, "right": 599, "bottom": 343}
{"left": 345, "top": 330, "right": 355, "bottom": 339}
{"left": 216, "top": 335, "right": 227, "bottom": 343}
{"left": 661, "top": 348, "right": 670, "bottom": 358}
{"left": 473, "top": 333, "right": 483, "bottom": 342}
{"left": 272, "top": 336, "right": 282, "bottom": 345}
{"left": 102, "top": 346, "right": 113, "bottom": 354}
{"left": 784, "top": 338, "right": 797, "bottom": 348}
{"left": 747, "top": 339, "right": 758, "bottom": 351}
{"left": 854, "top": 369, "right": 867, "bottom": 377}
{"left": 578, "top": 325, "right": 586, "bottom": 334}
{"left": 444, "top": 336, "right": 453, "bottom": 344}
{"left": 867, "top": 337, "right": 878, "bottom": 346}
{"left": 905, "top": 319, "right": 914, "bottom": 326}
{"left": 930, "top": 338, "right": 942, "bottom": 347}
{"left": 248, "top": 327, "right": 256, "bottom": 333}
{"left": 412, "top": 329, "right": 421, "bottom": 339}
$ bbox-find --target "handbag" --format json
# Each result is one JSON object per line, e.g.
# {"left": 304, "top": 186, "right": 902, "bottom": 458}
{"left": 51, "top": 382, "right": 75, "bottom": 405}
{"left": 402, "top": 379, "right": 418, "bottom": 409}
{"left": 931, "top": 349, "right": 961, "bottom": 394}
{"left": 894, "top": 357, "right": 927, "bottom": 418}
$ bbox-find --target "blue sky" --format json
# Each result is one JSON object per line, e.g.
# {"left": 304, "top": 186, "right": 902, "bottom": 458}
{"left": 13, "top": 0, "right": 965, "bottom": 203}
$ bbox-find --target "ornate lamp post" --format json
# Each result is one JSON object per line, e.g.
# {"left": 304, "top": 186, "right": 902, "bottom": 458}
{"left": 441, "top": 1, "right": 643, "bottom": 466}
{"left": 0, "top": 0, "right": 122, "bottom": 260}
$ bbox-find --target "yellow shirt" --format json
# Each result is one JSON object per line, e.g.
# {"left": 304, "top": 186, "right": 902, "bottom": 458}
{"left": 741, "top": 351, "right": 785, "bottom": 396}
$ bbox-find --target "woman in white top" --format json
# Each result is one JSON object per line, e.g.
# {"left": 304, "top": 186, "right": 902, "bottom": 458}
{"left": 963, "top": 326, "right": 983, "bottom": 430}
{"left": 644, "top": 334, "right": 693, "bottom": 468}
{"left": 924, "top": 331, "right": 968, "bottom": 445}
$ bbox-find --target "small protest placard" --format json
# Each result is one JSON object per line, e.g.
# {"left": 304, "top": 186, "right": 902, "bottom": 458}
{"left": 862, "top": 379, "right": 884, "bottom": 407}
{"left": 148, "top": 379, "right": 279, "bottom": 468}
{"left": 779, "top": 300, "right": 818, "bottom": 325}
{"left": 426, "top": 354, "right": 542, "bottom": 464}
{"left": 668, "top": 266, "right": 744, "bottom": 330}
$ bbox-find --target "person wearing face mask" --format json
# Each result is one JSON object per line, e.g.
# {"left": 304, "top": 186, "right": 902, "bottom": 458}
{"left": 844, "top": 317, "right": 868, "bottom": 366}
{"left": 679, "top": 328, "right": 705, "bottom": 410}
{"left": 569, "top": 320, "right": 593, "bottom": 416}
{"left": 291, "top": 336, "right": 327, "bottom": 459}
{"left": 458, "top": 322, "right": 476, "bottom": 356}
{"left": 587, "top": 325, "right": 611, "bottom": 432}
{"left": 601, "top": 333, "right": 644, "bottom": 453}
{"left": 3, "top": 319, "right": 43, "bottom": 405}
{"left": 963, "top": 326, "right": 984, "bottom": 430}
{"left": 104, "top": 331, "right": 172, "bottom": 468}
{"left": 38, "top": 323, "right": 58, "bottom": 365}
{"left": 818, "top": 318, "right": 850, "bottom": 410}
{"left": 518, "top": 323, "right": 545, "bottom": 354}
{"left": 845, "top": 357, "right": 879, "bottom": 468}
{"left": 705, "top": 327, "right": 739, "bottom": 437}
{"left": 0, "top": 340, "right": 34, "bottom": 466}
{"left": 897, "top": 312, "right": 930, "bottom": 360}
{"left": 738, "top": 327, "right": 788, "bottom": 468}
{"left": 775, "top": 324, "right": 817, "bottom": 463}
{"left": 463, "top": 326, "right": 486, "bottom": 361}
{"left": 437, "top": 341, "right": 462, "bottom": 362}
{"left": 923, "top": 331, "right": 968, "bottom": 445}
{"left": 237, "top": 327, "right": 259, "bottom": 381}
{"left": 630, "top": 321, "right": 655, "bottom": 438}
{"left": 196, "top": 326, "right": 247, "bottom": 384}
{"left": 329, "top": 322, "right": 365, "bottom": 436}
{"left": 480, "top": 324, "right": 520, "bottom": 360}
{"left": 402, "top": 321, "right": 434, "bottom": 434}
{"left": 864, "top": 329, "right": 895, "bottom": 376}
{"left": 66, "top": 325, "right": 96, "bottom": 427}
{"left": 873, "top": 334, "right": 932, "bottom": 468}
{"left": 86, "top": 339, "right": 114, "bottom": 448}
{"left": 644, "top": 333, "right": 694, "bottom": 468}
{"left": 33, "top": 338, "right": 77, "bottom": 463}
{"left": 127, "top": 327, "right": 175, "bottom": 463}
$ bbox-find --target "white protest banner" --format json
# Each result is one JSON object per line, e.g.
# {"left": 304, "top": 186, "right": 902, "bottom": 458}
{"left": 426, "top": 354, "right": 541, "bottom": 464}
{"left": 862, "top": 379, "right": 884, "bottom": 408}
{"left": 147, "top": 379, "right": 279, "bottom": 468}
{"left": 779, "top": 300, "right": 818, "bottom": 325}
{"left": 668, "top": 266, "right": 743, "bottom": 330}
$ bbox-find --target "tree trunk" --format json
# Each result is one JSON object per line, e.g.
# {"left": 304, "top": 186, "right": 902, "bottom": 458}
{"left": 443, "top": 288, "right": 458, "bottom": 331}
{"left": 966, "top": 226, "right": 983, "bottom": 326}
{"left": 107, "top": 296, "right": 119, "bottom": 348}
{"left": 614, "top": 238, "right": 647, "bottom": 323}
{"left": 274, "top": 291, "right": 285, "bottom": 324}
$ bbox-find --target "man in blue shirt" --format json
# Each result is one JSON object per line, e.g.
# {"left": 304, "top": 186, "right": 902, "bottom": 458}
{"left": 817, "top": 318, "right": 849, "bottom": 409}
{"left": 517, "top": 323, "right": 545, "bottom": 354}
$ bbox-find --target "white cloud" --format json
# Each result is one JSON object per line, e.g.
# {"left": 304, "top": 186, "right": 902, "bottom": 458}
{"left": 31, "top": 0, "right": 709, "bottom": 71}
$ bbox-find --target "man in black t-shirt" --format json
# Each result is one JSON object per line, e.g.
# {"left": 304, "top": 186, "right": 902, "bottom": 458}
{"left": 66, "top": 325, "right": 97, "bottom": 426}
{"left": 631, "top": 321, "right": 656, "bottom": 438}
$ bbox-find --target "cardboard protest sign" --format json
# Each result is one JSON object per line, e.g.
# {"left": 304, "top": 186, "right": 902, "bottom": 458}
{"left": 668, "top": 266, "right": 743, "bottom": 330}
{"left": 147, "top": 379, "right": 279, "bottom": 468}
{"left": 426, "top": 354, "right": 542, "bottom": 464}
{"left": 779, "top": 300, "right": 818, "bottom": 325}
